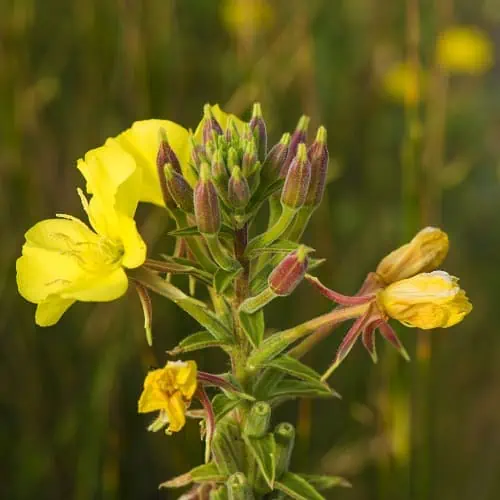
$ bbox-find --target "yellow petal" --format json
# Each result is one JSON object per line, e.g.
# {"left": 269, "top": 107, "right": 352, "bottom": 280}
{"left": 138, "top": 372, "right": 170, "bottom": 414}
{"left": 176, "top": 360, "right": 198, "bottom": 399}
{"left": 164, "top": 392, "right": 187, "bottom": 433}
{"left": 116, "top": 119, "right": 190, "bottom": 206}
{"left": 35, "top": 296, "right": 76, "bottom": 326}
{"left": 116, "top": 213, "right": 146, "bottom": 269}
{"left": 63, "top": 267, "right": 128, "bottom": 302}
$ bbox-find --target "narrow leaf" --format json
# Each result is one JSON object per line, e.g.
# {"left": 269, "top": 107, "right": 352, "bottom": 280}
{"left": 243, "top": 434, "right": 277, "bottom": 489}
{"left": 211, "top": 394, "right": 244, "bottom": 421}
{"left": 168, "top": 330, "right": 231, "bottom": 355}
{"left": 159, "top": 462, "right": 224, "bottom": 489}
{"left": 239, "top": 309, "right": 265, "bottom": 348}
{"left": 263, "top": 378, "right": 338, "bottom": 402}
{"left": 214, "top": 267, "right": 242, "bottom": 295}
{"left": 169, "top": 225, "right": 202, "bottom": 237}
{"left": 275, "top": 472, "right": 325, "bottom": 500}
{"left": 263, "top": 355, "right": 323, "bottom": 384}
{"left": 298, "top": 474, "right": 351, "bottom": 490}
{"left": 133, "top": 281, "right": 153, "bottom": 346}
{"left": 246, "top": 240, "right": 314, "bottom": 260}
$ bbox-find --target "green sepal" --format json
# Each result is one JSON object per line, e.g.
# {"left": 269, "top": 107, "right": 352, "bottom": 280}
{"left": 298, "top": 474, "right": 351, "bottom": 490}
{"left": 262, "top": 355, "right": 323, "bottom": 385}
{"left": 258, "top": 377, "right": 338, "bottom": 403}
{"left": 214, "top": 267, "right": 243, "bottom": 294}
{"left": 275, "top": 472, "right": 325, "bottom": 500}
{"left": 308, "top": 257, "right": 326, "bottom": 271}
{"left": 243, "top": 433, "right": 277, "bottom": 489}
{"left": 211, "top": 393, "right": 245, "bottom": 421}
{"left": 158, "top": 462, "right": 225, "bottom": 489}
{"left": 239, "top": 309, "right": 265, "bottom": 347}
{"left": 167, "top": 330, "right": 232, "bottom": 356}
{"left": 245, "top": 240, "right": 314, "bottom": 261}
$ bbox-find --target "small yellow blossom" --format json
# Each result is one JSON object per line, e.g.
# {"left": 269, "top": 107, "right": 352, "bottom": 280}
{"left": 376, "top": 227, "right": 449, "bottom": 284}
{"left": 138, "top": 360, "right": 198, "bottom": 434}
{"left": 221, "top": 0, "right": 274, "bottom": 38}
{"left": 382, "top": 61, "right": 425, "bottom": 105}
{"left": 16, "top": 142, "right": 146, "bottom": 326}
{"left": 377, "top": 271, "right": 472, "bottom": 329}
{"left": 437, "top": 26, "right": 493, "bottom": 74}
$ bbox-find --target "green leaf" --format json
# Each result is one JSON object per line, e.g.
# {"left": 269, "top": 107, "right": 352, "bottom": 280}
{"left": 308, "top": 257, "right": 326, "bottom": 271}
{"left": 260, "top": 378, "right": 338, "bottom": 402}
{"left": 249, "top": 263, "right": 272, "bottom": 295}
{"left": 239, "top": 309, "right": 265, "bottom": 347}
{"left": 243, "top": 434, "right": 277, "bottom": 489}
{"left": 159, "top": 462, "right": 225, "bottom": 489}
{"left": 246, "top": 240, "right": 314, "bottom": 260}
{"left": 298, "top": 474, "right": 351, "bottom": 490}
{"left": 167, "top": 330, "right": 232, "bottom": 355}
{"left": 214, "top": 267, "right": 242, "bottom": 294}
{"left": 168, "top": 225, "right": 202, "bottom": 237}
{"left": 252, "top": 368, "right": 285, "bottom": 400}
{"left": 263, "top": 355, "right": 323, "bottom": 385}
{"left": 275, "top": 472, "right": 325, "bottom": 500}
{"left": 247, "top": 179, "right": 283, "bottom": 213}
{"left": 211, "top": 393, "right": 245, "bottom": 421}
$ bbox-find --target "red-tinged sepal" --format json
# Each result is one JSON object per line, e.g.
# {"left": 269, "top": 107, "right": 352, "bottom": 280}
{"left": 306, "top": 274, "right": 375, "bottom": 305}
{"left": 196, "top": 387, "right": 215, "bottom": 463}
{"left": 378, "top": 321, "right": 411, "bottom": 361}
{"left": 362, "top": 320, "right": 382, "bottom": 363}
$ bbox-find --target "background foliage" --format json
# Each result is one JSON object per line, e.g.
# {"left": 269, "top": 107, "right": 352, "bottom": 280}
{"left": 1, "top": 0, "right": 499, "bottom": 498}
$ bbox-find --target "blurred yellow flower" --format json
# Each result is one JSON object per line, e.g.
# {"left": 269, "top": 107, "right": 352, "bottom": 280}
{"left": 376, "top": 227, "right": 449, "bottom": 284}
{"left": 377, "top": 271, "right": 472, "bottom": 329}
{"left": 436, "top": 26, "right": 493, "bottom": 74}
{"left": 221, "top": 0, "right": 273, "bottom": 37}
{"left": 16, "top": 142, "right": 146, "bottom": 326}
{"left": 382, "top": 61, "right": 424, "bottom": 105}
{"left": 138, "top": 360, "right": 198, "bottom": 434}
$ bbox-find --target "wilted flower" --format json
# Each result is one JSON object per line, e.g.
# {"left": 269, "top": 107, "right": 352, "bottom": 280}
{"left": 138, "top": 360, "right": 198, "bottom": 434}
{"left": 376, "top": 226, "right": 449, "bottom": 284}
{"left": 437, "top": 26, "right": 493, "bottom": 74}
{"left": 377, "top": 271, "right": 472, "bottom": 329}
{"left": 16, "top": 142, "right": 146, "bottom": 326}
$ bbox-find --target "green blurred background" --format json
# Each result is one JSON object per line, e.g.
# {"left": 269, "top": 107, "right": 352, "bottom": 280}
{"left": 1, "top": 0, "right": 500, "bottom": 498}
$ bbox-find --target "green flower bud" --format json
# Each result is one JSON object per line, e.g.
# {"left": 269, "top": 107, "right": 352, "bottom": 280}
{"left": 194, "top": 163, "right": 221, "bottom": 234}
{"left": 281, "top": 143, "right": 311, "bottom": 209}
{"left": 227, "top": 473, "right": 255, "bottom": 500}
{"left": 274, "top": 423, "right": 296, "bottom": 479}
{"left": 261, "top": 132, "right": 290, "bottom": 183}
{"left": 243, "top": 402, "right": 271, "bottom": 438}
{"left": 225, "top": 115, "right": 239, "bottom": 143}
{"left": 242, "top": 140, "right": 258, "bottom": 177}
{"left": 228, "top": 166, "right": 250, "bottom": 209}
{"left": 268, "top": 246, "right": 309, "bottom": 296}
{"left": 164, "top": 163, "right": 194, "bottom": 213}
{"left": 249, "top": 102, "right": 267, "bottom": 161}
{"left": 227, "top": 147, "right": 240, "bottom": 171}
{"left": 305, "top": 126, "right": 329, "bottom": 207}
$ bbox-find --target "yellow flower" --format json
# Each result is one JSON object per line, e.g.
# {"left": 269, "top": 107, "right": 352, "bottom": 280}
{"left": 382, "top": 61, "right": 425, "bottom": 105}
{"left": 115, "top": 119, "right": 191, "bottom": 205}
{"left": 376, "top": 227, "right": 449, "bottom": 284}
{"left": 377, "top": 271, "right": 472, "bottom": 329}
{"left": 16, "top": 142, "right": 146, "bottom": 326}
{"left": 437, "top": 26, "right": 493, "bottom": 74}
{"left": 138, "top": 360, "right": 198, "bottom": 434}
{"left": 221, "top": 0, "right": 274, "bottom": 37}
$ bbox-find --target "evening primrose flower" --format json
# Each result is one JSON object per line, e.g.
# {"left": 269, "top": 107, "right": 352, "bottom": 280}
{"left": 437, "top": 26, "right": 493, "bottom": 74}
{"left": 376, "top": 227, "right": 449, "bottom": 284}
{"left": 377, "top": 271, "right": 472, "bottom": 329}
{"left": 16, "top": 142, "right": 146, "bottom": 326}
{"left": 138, "top": 360, "right": 198, "bottom": 434}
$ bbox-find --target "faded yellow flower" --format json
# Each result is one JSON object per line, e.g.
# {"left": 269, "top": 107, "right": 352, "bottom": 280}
{"left": 382, "top": 61, "right": 424, "bottom": 105}
{"left": 376, "top": 227, "right": 449, "bottom": 284}
{"left": 138, "top": 360, "right": 198, "bottom": 434}
{"left": 377, "top": 271, "right": 472, "bottom": 329}
{"left": 437, "top": 26, "right": 493, "bottom": 74}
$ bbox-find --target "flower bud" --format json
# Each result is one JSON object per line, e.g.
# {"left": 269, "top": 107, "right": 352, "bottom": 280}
{"left": 376, "top": 227, "right": 449, "bottom": 284}
{"left": 268, "top": 246, "right": 309, "bottom": 296}
{"left": 281, "top": 115, "right": 310, "bottom": 177}
{"left": 211, "top": 149, "right": 229, "bottom": 186}
{"left": 281, "top": 143, "right": 311, "bottom": 209}
{"left": 190, "top": 136, "right": 208, "bottom": 168}
{"left": 157, "top": 129, "right": 182, "bottom": 174}
{"left": 377, "top": 271, "right": 472, "bottom": 329}
{"left": 249, "top": 102, "right": 267, "bottom": 161}
{"left": 227, "top": 473, "right": 255, "bottom": 500}
{"left": 225, "top": 115, "right": 240, "bottom": 143}
{"left": 164, "top": 164, "right": 194, "bottom": 212}
{"left": 227, "top": 147, "right": 240, "bottom": 171}
{"left": 194, "top": 163, "right": 221, "bottom": 234}
{"left": 242, "top": 140, "right": 258, "bottom": 177}
{"left": 202, "top": 103, "right": 223, "bottom": 144}
{"left": 305, "top": 126, "right": 329, "bottom": 207}
{"left": 261, "top": 132, "right": 290, "bottom": 183}
{"left": 274, "top": 423, "right": 295, "bottom": 479}
{"left": 228, "top": 166, "right": 250, "bottom": 209}
{"left": 243, "top": 401, "right": 271, "bottom": 438}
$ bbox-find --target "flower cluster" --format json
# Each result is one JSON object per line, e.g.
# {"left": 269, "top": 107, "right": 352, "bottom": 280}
{"left": 16, "top": 103, "right": 472, "bottom": 498}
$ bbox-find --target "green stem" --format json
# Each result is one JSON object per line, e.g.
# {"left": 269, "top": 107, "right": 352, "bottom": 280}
{"left": 281, "top": 206, "right": 315, "bottom": 242}
{"left": 239, "top": 287, "right": 276, "bottom": 314}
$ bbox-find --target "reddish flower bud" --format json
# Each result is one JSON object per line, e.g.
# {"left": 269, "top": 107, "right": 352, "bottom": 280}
{"left": 157, "top": 129, "right": 182, "bottom": 174}
{"left": 268, "top": 246, "right": 309, "bottom": 296}
{"left": 281, "top": 143, "right": 311, "bottom": 209}
{"left": 224, "top": 115, "right": 239, "bottom": 143}
{"left": 261, "top": 132, "right": 290, "bottom": 183}
{"left": 194, "top": 163, "right": 221, "bottom": 234}
{"left": 228, "top": 166, "right": 250, "bottom": 209}
{"left": 202, "top": 104, "right": 223, "bottom": 144}
{"left": 305, "top": 126, "right": 329, "bottom": 207}
{"left": 280, "top": 115, "right": 310, "bottom": 177}
{"left": 249, "top": 102, "right": 267, "bottom": 161}
{"left": 164, "top": 163, "right": 194, "bottom": 213}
